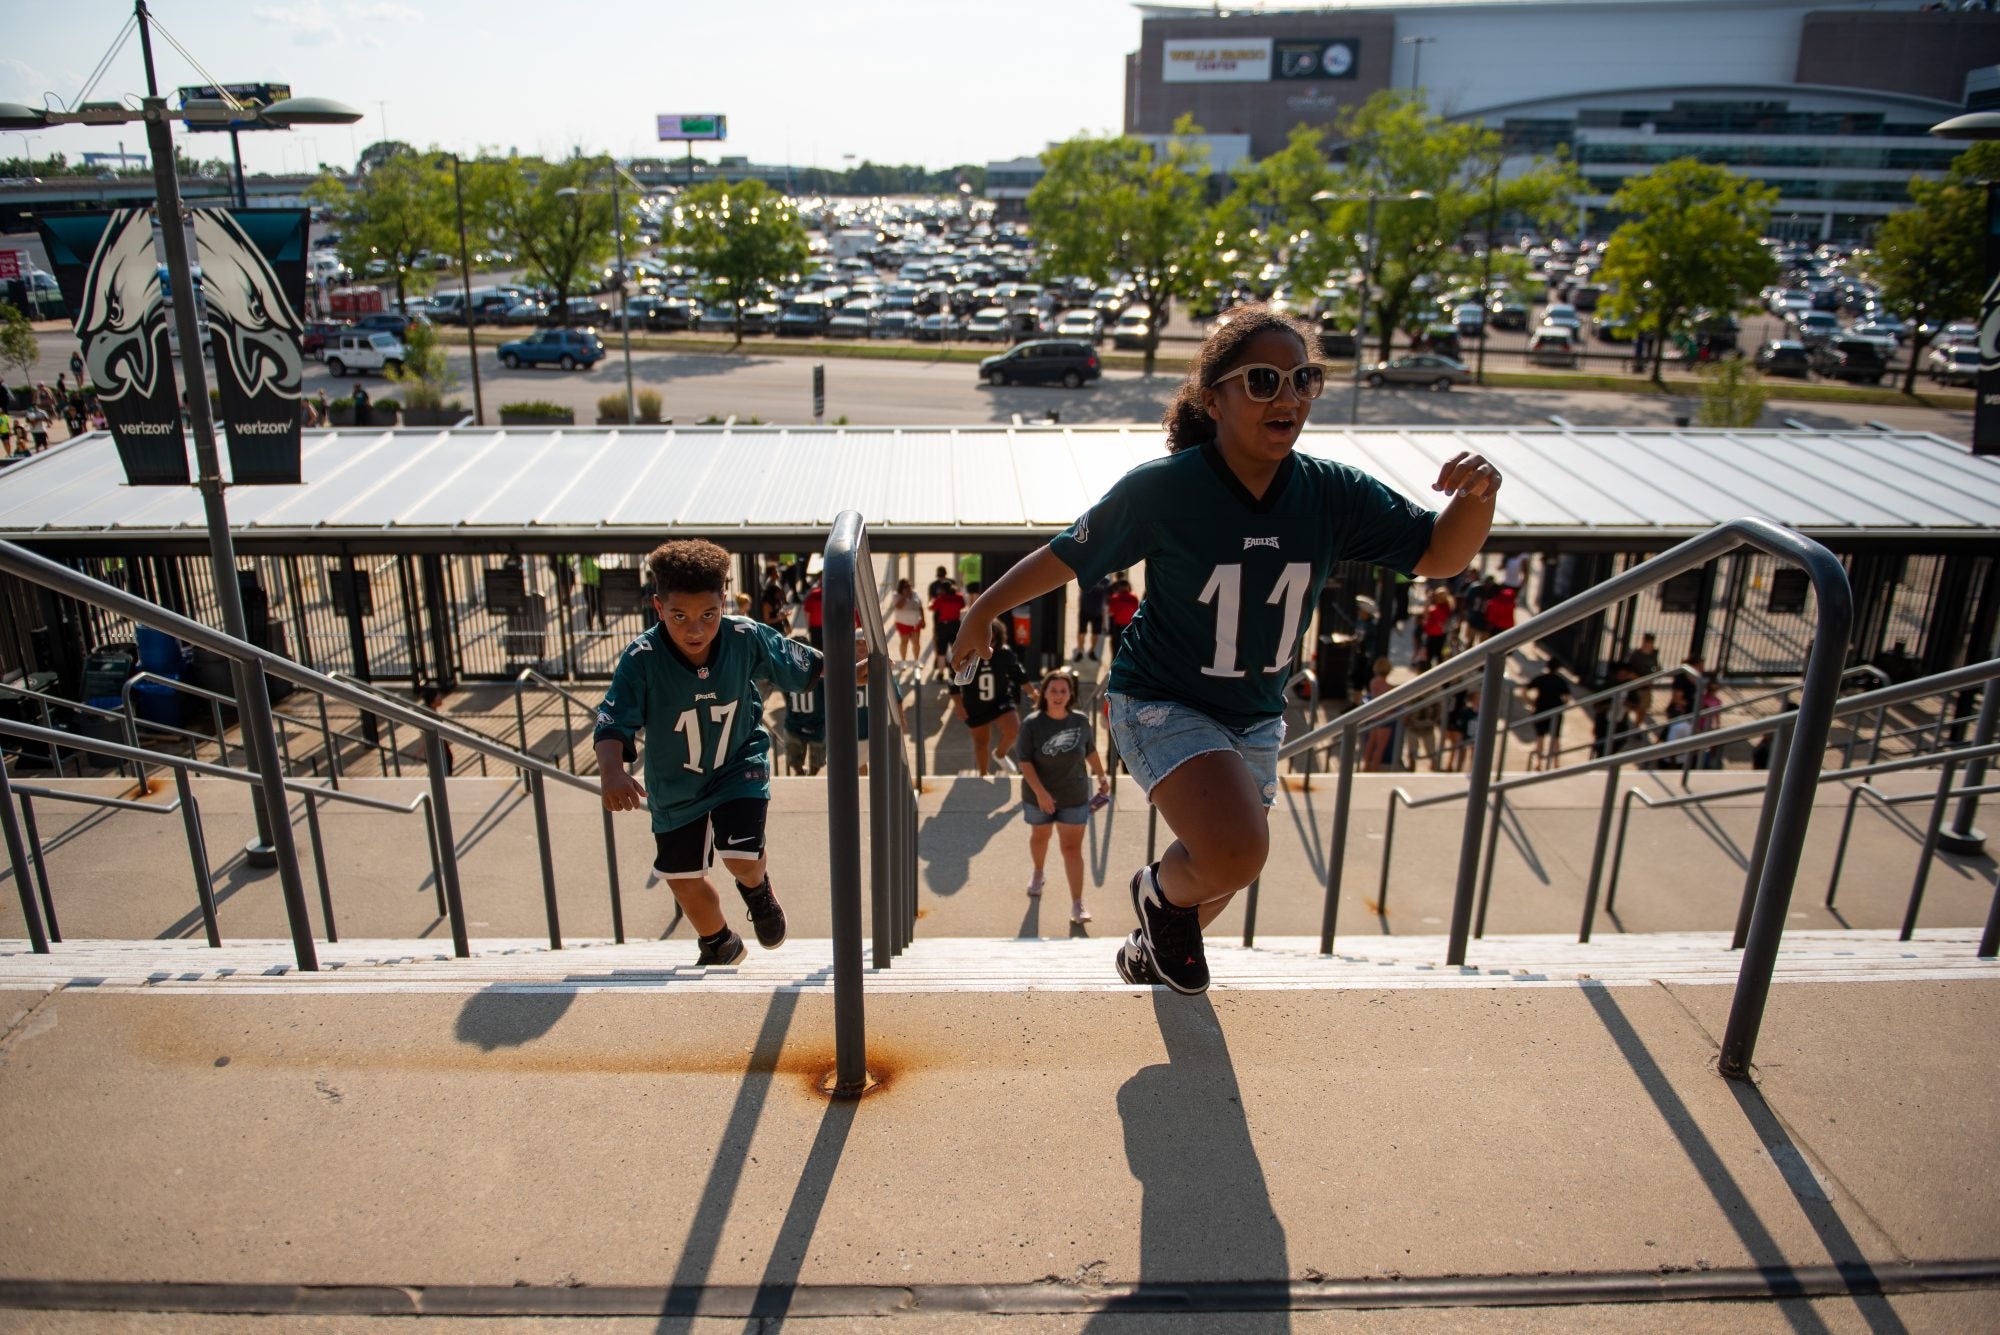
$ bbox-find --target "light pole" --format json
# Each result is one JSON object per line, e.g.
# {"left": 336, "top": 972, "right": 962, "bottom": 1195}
{"left": 558, "top": 163, "right": 640, "bottom": 423}
{"left": 0, "top": 2, "right": 359, "bottom": 972}
{"left": 1401, "top": 36, "right": 1436, "bottom": 97}
{"left": 1312, "top": 188, "right": 1434, "bottom": 424}
{"left": 445, "top": 152, "right": 485, "bottom": 424}
{"left": 1928, "top": 109, "right": 2000, "bottom": 855}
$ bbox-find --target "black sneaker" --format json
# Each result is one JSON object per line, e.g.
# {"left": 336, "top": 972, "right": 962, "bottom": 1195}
{"left": 1130, "top": 863, "right": 1209, "bottom": 995}
{"left": 739, "top": 878, "right": 787, "bottom": 950}
{"left": 695, "top": 929, "right": 748, "bottom": 967}
{"left": 1115, "top": 929, "right": 1159, "bottom": 986}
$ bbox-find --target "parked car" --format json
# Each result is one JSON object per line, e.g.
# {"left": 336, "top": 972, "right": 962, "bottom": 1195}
{"left": 1787, "top": 310, "right": 1840, "bottom": 349}
{"left": 1850, "top": 318, "right": 1903, "bottom": 346}
{"left": 324, "top": 330, "right": 406, "bottom": 378}
{"left": 826, "top": 306, "right": 875, "bottom": 339}
{"left": 1487, "top": 299, "right": 1529, "bottom": 332}
{"left": 301, "top": 321, "right": 348, "bottom": 360}
{"left": 1541, "top": 303, "right": 1582, "bottom": 333}
{"left": 872, "top": 310, "right": 922, "bottom": 340}
{"left": 501, "top": 300, "right": 548, "bottom": 326}
{"left": 1365, "top": 354, "right": 1471, "bottom": 391}
{"left": 964, "top": 306, "right": 1012, "bottom": 342}
{"left": 914, "top": 313, "right": 963, "bottom": 342}
{"left": 1109, "top": 310, "right": 1152, "bottom": 350}
{"left": 1453, "top": 303, "right": 1486, "bottom": 340}
{"left": 1753, "top": 339, "right": 1812, "bottom": 379}
{"left": 1937, "top": 320, "right": 1977, "bottom": 347}
{"left": 1925, "top": 343, "right": 1979, "bottom": 388}
{"left": 979, "top": 340, "right": 1101, "bottom": 388}
{"left": 1810, "top": 335, "right": 1890, "bottom": 384}
{"left": 498, "top": 328, "right": 606, "bottom": 370}
{"left": 1055, "top": 309, "right": 1104, "bottom": 341}
{"left": 1592, "top": 312, "right": 1635, "bottom": 343}
{"left": 1415, "top": 325, "right": 1462, "bottom": 359}
{"left": 355, "top": 311, "right": 423, "bottom": 338}
{"left": 1318, "top": 322, "right": 1359, "bottom": 360}
{"left": 1527, "top": 327, "right": 1581, "bottom": 368}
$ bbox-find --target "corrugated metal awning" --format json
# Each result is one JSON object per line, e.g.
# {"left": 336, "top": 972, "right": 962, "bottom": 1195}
{"left": 0, "top": 423, "right": 1991, "bottom": 552}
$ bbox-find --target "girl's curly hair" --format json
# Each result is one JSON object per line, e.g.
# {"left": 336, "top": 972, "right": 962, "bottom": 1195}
{"left": 1161, "top": 302, "right": 1322, "bottom": 454}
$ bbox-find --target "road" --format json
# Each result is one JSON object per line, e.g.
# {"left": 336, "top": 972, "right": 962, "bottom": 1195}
{"left": 12, "top": 319, "right": 1973, "bottom": 440}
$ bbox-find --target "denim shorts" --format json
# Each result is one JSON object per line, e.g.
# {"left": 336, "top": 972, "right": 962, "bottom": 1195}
{"left": 1022, "top": 799, "right": 1091, "bottom": 827}
{"left": 1107, "top": 693, "right": 1285, "bottom": 808}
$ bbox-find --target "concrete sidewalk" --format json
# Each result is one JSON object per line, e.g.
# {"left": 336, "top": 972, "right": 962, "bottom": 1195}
{"left": 0, "top": 966, "right": 1995, "bottom": 1328}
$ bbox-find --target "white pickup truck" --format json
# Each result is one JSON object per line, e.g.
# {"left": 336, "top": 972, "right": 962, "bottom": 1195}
{"left": 325, "top": 330, "right": 407, "bottom": 378}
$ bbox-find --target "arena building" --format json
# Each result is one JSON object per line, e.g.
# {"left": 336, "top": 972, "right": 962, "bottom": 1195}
{"left": 1086, "top": 0, "right": 1998, "bottom": 240}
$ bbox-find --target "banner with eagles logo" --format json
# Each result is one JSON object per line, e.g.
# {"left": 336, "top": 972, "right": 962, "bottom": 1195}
{"left": 194, "top": 208, "right": 309, "bottom": 484}
{"left": 36, "top": 209, "right": 190, "bottom": 485}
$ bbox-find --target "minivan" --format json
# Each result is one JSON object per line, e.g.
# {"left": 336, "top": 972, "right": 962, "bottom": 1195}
{"left": 979, "top": 340, "right": 1101, "bottom": 388}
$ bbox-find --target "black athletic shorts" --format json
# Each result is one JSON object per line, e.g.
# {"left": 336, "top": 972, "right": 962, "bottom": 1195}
{"left": 964, "top": 703, "right": 1018, "bottom": 730}
{"left": 935, "top": 620, "right": 960, "bottom": 655}
{"left": 653, "top": 797, "right": 768, "bottom": 878}
{"left": 1079, "top": 610, "right": 1104, "bottom": 634}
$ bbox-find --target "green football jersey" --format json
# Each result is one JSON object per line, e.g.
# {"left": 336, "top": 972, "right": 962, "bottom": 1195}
{"left": 782, "top": 678, "right": 825, "bottom": 742}
{"left": 1049, "top": 441, "right": 1437, "bottom": 728}
{"left": 595, "top": 615, "right": 824, "bottom": 832}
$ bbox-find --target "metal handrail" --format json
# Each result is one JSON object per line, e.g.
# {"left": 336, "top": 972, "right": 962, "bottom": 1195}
{"left": 0, "top": 680, "right": 146, "bottom": 781}
{"left": 0, "top": 537, "right": 627, "bottom": 967}
{"left": 8, "top": 781, "right": 188, "bottom": 947}
{"left": 513, "top": 668, "right": 601, "bottom": 775}
{"left": 328, "top": 670, "right": 507, "bottom": 779}
{"left": 822, "top": 510, "right": 922, "bottom": 1099}
{"left": 0, "top": 716, "right": 450, "bottom": 949}
{"left": 1271, "top": 516, "right": 1851, "bottom": 1081}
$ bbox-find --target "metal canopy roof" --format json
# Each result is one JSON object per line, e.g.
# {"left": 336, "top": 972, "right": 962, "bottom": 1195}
{"left": 0, "top": 424, "right": 1992, "bottom": 553}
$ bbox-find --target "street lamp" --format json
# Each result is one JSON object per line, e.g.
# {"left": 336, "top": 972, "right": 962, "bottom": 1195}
{"left": 1928, "top": 109, "right": 2000, "bottom": 857}
{"left": 1312, "top": 188, "right": 1434, "bottom": 424}
{"left": 1400, "top": 36, "right": 1437, "bottom": 97}
{"left": 557, "top": 163, "right": 643, "bottom": 424}
{"left": 0, "top": 3, "right": 359, "bottom": 971}
{"left": 441, "top": 152, "right": 485, "bottom": 425}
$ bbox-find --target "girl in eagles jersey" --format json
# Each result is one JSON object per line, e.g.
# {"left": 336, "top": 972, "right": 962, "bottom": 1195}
{"left": 950, "top": 304, "right": 1501, "bottom": 994}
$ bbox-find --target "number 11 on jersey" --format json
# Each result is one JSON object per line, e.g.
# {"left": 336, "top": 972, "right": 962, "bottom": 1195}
{"left": 1197, "top": 562, "right": 1312, "bottom": 678}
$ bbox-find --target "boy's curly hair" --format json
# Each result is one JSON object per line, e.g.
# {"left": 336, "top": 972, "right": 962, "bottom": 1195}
{"left": 647, "top": 539, "right": 731, "bottom": 598}
{"left": 1162, "top": 302, "right": 1323, "bottom": 454}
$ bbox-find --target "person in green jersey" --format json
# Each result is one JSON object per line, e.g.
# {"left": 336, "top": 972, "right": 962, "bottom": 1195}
{"left": 780, "top": 634, "right": 827, "bottom": 776}
{"left": 950, "top": 305, "right": 1502, "bottom": 994}
{"left": 596, "top": 540, "right": 825, "bottom": 966}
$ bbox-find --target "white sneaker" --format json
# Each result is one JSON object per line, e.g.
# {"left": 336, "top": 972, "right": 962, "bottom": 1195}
{"left": 1071, "top": 901, "right": 1092, "bottom": 924}
{"left": 1026, "top": 871, "right": 1044, "bottom": 897}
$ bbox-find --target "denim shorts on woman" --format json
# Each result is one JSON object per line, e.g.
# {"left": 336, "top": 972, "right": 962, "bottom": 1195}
{"left": 1022, "top": 799, "right": 1091, "bottom": 827}
{"left": 1107, "top": 693, "right": 1286, "bottom": 808}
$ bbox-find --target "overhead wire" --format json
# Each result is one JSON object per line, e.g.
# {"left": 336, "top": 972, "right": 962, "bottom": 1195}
{"left": 147, "top": 17, "right": 246, "bottom": 111}
{"left": 68, "top": 14, "right": 138, "bottom": 110}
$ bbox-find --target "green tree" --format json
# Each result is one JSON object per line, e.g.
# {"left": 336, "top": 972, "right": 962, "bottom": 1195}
{"left": 670, "top": 178, "right": 809, "bottom": 343}
{"left": 0, "top": 302, "right": 37, "bottom": 390}
{"left": 386, "top": 320, "right": 458, "bottom": 410}
{"left": 1217, "top": 124, "right": 1344, "bottom": 304}
{"left": 471, "top": 154, "right": 625, "bottom": 327}
{"left": 1596, "top": 159, "right": 1776, "bottom": 383}
{"left": 309, "top": 150, "right": 452, "bottom": 313}
{"left": 1309, "top": 93, "right": 1581, "bottom": 361}
{"left": 1028, "top": 116, "right": 1226, "bottom": 374}
{"left": 1866, "top": 143, "right": 1996, "bottom": 395}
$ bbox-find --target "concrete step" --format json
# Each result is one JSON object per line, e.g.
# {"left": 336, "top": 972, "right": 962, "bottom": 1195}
{"left": 3, "top": 928, "right": 1991, "bottom": 996}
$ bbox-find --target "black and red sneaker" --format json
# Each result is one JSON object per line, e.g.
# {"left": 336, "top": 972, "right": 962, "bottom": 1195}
{"left": 1129, "top": 863, "right": 1208, "bottom": 995}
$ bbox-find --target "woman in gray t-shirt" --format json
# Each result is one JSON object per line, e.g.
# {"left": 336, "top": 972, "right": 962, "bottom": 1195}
{"left": 1014, "top": 670, "right": 1111, "bottom": 925}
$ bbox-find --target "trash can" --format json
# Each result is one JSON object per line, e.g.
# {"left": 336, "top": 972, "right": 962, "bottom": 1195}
{"left": 131, "top": 678, "right": 190, "bottom": 728}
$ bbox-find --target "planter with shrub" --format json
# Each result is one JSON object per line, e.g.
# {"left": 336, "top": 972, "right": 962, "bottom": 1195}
{"left": 595, "top": 388, "right": 665, "bottom": 425}
{"left": 402, "top": 402, "right": 469, "bottom": 427}
{"left": 499, "top": 400, "right": 575, "bottom": 427}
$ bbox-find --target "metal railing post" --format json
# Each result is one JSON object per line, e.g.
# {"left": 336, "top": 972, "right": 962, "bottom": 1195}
{"left": 302, "top": 792, "right": 337, "bottom": 943}
{"left": 423, "top": 729, "right": 471, "bottom": 958}
{"left": 0, "top": 761, "right": 50, "bottom": 953}
{"left": 1318, "top": 724, "right": 1358, "bottom": 953}
{"left": 1241, "top": 876, "right": 1261, "bottom": 948}
{"left": 869, "top": 653, "right": 895, "bottom": 964}
{"left": 1605, "top": 788, "right": 1643, "bottom": 917}
{"left": 17, "top": 795, "right": 59, "bottom": 943}
{"left": 1981, "top": 869, "right": 1999, "bottom": 959}
{"left": 822, "top": 512, "right": 870, "bottom": 1097}
{"left": 601, "top": 807, "right": 626, "bottom": 944}
{"left": 1146, "top": 803, "right": 1159, "bottom": 864}
{"left": 1900, "top": 761, "right": 1959, "bottom": 941}
{"left": 911, "top": 675, "right": 926, "bottom": 789}
{"left": 1377, "top": 789, "right": 1407, "bottom": 917}
{"left": 1718, "top": 541, "right": 1851, "bottom": 1080}
{"left": 529, "top": 769, "right": 563, "bottom": 950}
{"left": 317, "top": 693, "right": 341, "bottom": 788}
{"left": 173, "top": 765, "right": 221, "bottom": 948}
{"left": 1446, "top": 655, "right": 1508, "bottom": 966}
{"left": 1940, "top": 678, "right": 1998, "bottom": 856}
{"left": 1732, "top": 719, "right": 1792, "bottom": 950}
{"left": 1577, "top": 689, "right": 1628, "bottom": 942}
{"left": 1473, "top": 792, "right": 1506, "bottom": 939}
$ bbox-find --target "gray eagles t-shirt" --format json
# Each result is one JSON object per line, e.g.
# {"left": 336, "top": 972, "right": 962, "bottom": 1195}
{"left": 1012, "top": 709, "right": 1096, "bottom": 808}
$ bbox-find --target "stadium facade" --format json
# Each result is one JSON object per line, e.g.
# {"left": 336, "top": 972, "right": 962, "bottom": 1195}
{"left": 991, "top": 0, "right": 1995, "bottom": 239}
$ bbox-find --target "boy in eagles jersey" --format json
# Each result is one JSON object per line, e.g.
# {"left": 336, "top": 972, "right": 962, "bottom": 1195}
{"left": 951, "top": 304, "right": 1502, "bottom": 994}
{"left": 596, "top": 540, "right": 825, "bottom": 966}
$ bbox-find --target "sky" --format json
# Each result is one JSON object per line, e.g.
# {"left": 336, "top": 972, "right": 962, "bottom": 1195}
{"left": 4, "top": 0, "right": 1146, "bottom": 176}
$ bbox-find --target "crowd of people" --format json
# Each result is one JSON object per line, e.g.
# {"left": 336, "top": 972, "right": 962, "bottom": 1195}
{"left": 2, "top": 359, "right": 110, "bottom": 458}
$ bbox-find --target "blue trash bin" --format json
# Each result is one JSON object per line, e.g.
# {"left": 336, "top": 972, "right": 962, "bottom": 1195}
{"left": 136, "top": 627, "right": 190, "bottom": 677}
{"left": 131, "top": 679, "right": 190, "bottom": 728}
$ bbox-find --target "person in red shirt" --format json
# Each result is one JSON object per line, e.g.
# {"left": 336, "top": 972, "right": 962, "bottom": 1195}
{"left": 803, "top": 579, "right": 824, "bottom": 650}
{"left": 1484, "top": 583, "right": 1517, "bottom": 635}
{"left": 1418, "top": 585, "right": 1454, "bottom": 668}
{"left": 929, "top": 580, "right": 966, "bottom": 682}
{"left": 1105, "top": 573, "right": 1140, "bottom": 660}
